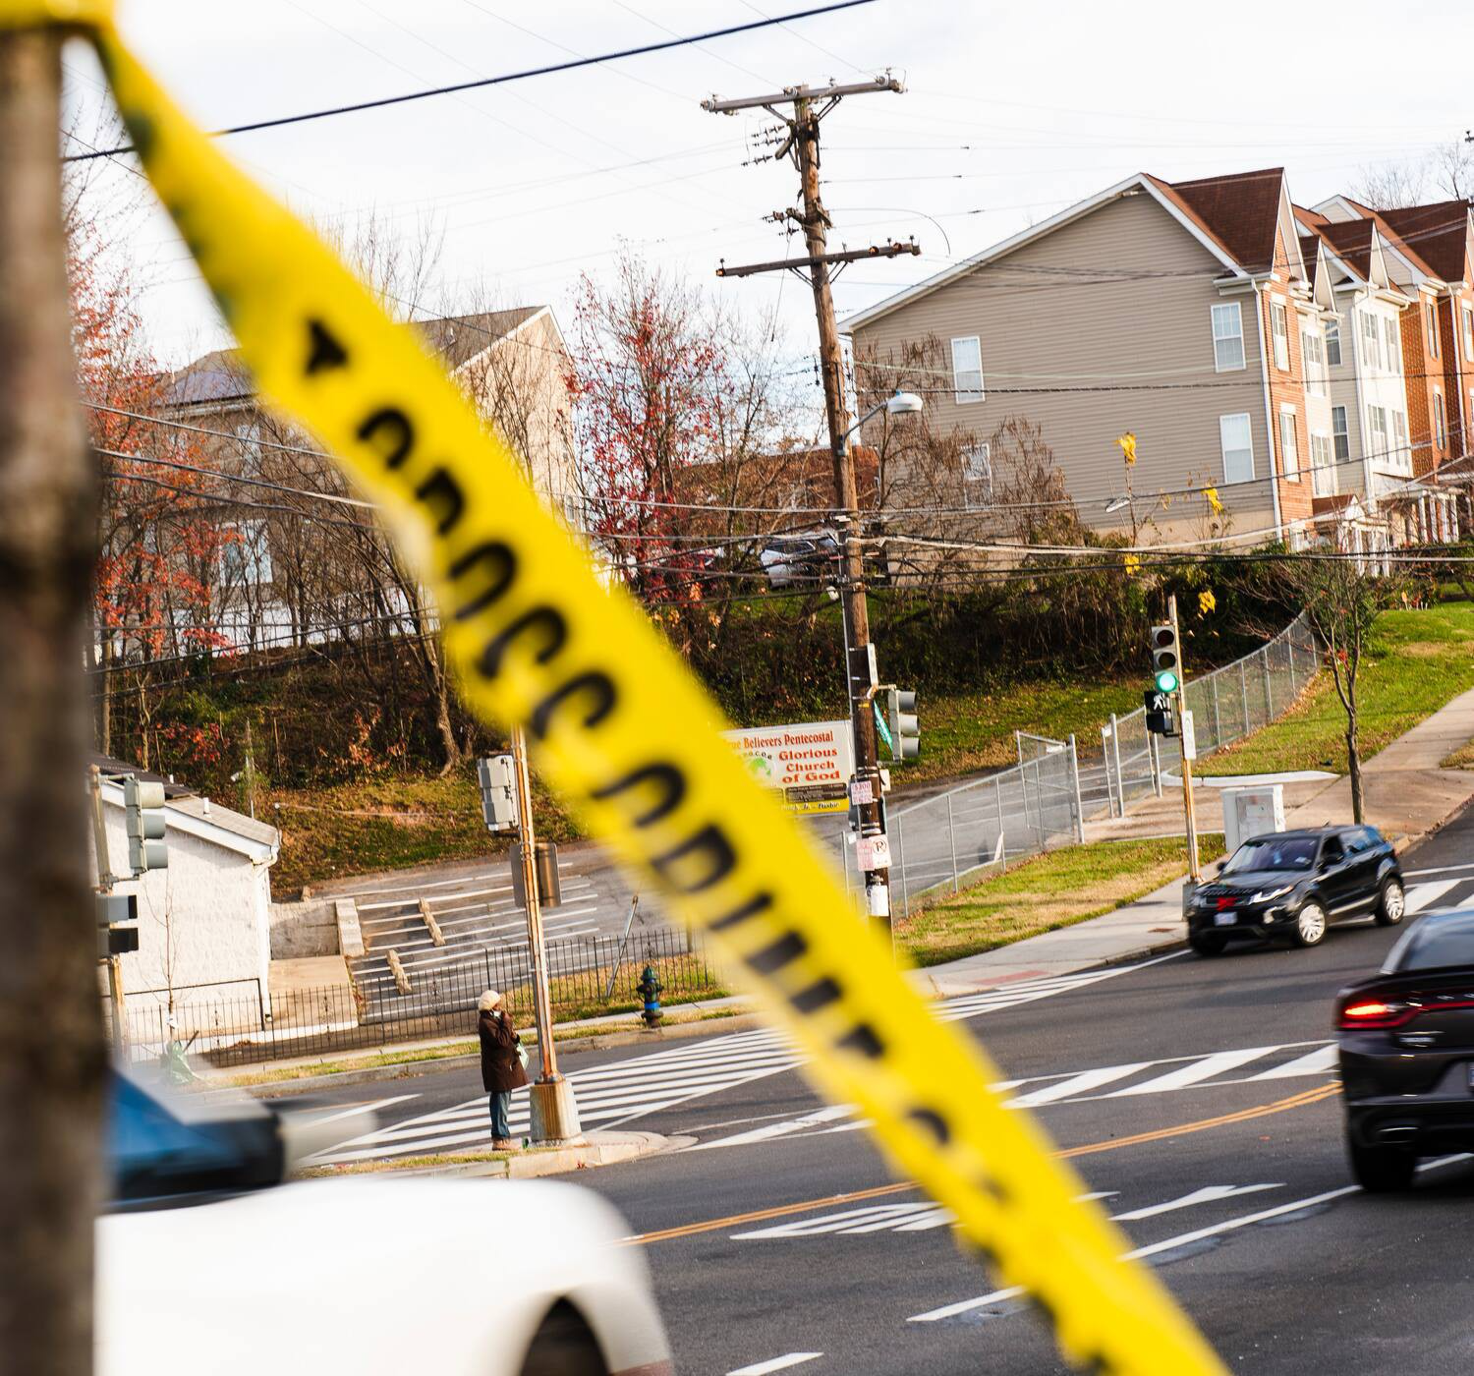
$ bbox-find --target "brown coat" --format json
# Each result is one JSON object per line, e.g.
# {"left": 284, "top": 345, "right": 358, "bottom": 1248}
{"left": 479, "top": 1008, "right": 529, "bottom": 1093}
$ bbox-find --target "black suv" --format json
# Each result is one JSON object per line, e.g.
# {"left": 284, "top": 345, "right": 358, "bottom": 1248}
{"left": 1337, "top": 908, "right": 1474, "bottom": 1190}
{"left": 1185, "top": 825, "right": 1404, "bottom": 955}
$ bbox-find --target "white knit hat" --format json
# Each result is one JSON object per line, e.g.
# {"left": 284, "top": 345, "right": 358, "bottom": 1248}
{"left": 479, "top": 989, "right": 501, "bottom": 1012}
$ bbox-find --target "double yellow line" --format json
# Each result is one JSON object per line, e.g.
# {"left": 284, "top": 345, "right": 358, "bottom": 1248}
{"left": 626, "top": 1081, "right": 1341, "bottom": 1247}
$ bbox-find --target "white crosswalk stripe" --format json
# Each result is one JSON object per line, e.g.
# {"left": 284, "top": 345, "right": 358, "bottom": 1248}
{"left": 309, "top": 961, "right": 1165, "bottom": 1164}
{"left": 694, "top": 1039, "right": 1340, "bottom": 1150}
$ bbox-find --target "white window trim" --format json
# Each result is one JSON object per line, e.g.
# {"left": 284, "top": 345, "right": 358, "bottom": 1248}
{"left": 1279, "top": 405, "right": 1300, "bottom": 483}
{"left": 1463, "top": 304, "right": 1474, "bottom": 363}
{"left": 1211, "top": 302, "right": 1245, "bottom": 373}
{"left": 1427, "top": 299, "right": 1440, "bottom": 359}
{"left": 1331, "top": 404, "right": 1350, "bottom": 462}
{"left": 950, "top": 335, "right": 984, "bottom": 405}
{"left": 1270, "top": 301, "right": 1289, "bottom": 371}
{"left": 1219, "top": 412, "right": 1255, "bottom": 485}
{"left": 1434, "top": 388, "right": 1447, "bottom": 448}
{"left": 1324, "top": 316, "right": 1342, "bottom": 367}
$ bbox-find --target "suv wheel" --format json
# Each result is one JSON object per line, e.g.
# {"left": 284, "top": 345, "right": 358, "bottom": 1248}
{"left": 1292, "top": 899, "right": 1327, "bottom": 948}
{"left": 1348, "top": 1138, "right": 1416, "bottom": 1192}
{"left": 1375, "top": 877, "right": 1406, "bottom": 926}
{"left": 1189, "top": 932, "right": 1225, "bottom": 956}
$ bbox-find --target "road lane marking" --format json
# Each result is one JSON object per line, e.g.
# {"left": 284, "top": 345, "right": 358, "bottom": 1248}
{"left": 1105, "top": 1047, "right": 1278, "bottom": 1097}
{"left": 289, "top": 1094, "right": 418, "bottom": 1128}
{"left": 1010, "top": 1063, "right": 1152, "bottom": 1107}
{"left": 625, "top": 1086, "right": 1337, "bottom": 1246}
{"left": 1247, "top": 1044, "right": 1338, "bottom": 1080}
{"left": 1110, "top": 1184, "right": 1282, "bottom": 1221}
{"left": 727, "top": 1355, "right": 822, "bottom": 1375}
{"left": 1408, "top": 878, "right": 1462, "bottom": 912}
{"left": 687, "top": 1104, "right": 857, "bottom": 1151}
{"left": 732, "top": 1185, "right": 1279, "bottom": 1240}
{"left": 908, "top": 1153, "right": 1474, "bottom": 1325}
{"left": 1403, "top": 861, "right": 1474, "bottom": 879}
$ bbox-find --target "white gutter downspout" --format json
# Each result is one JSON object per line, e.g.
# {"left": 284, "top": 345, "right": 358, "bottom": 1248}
{"left": 1252, "top": 285, "right": 1284, "bottom": 537}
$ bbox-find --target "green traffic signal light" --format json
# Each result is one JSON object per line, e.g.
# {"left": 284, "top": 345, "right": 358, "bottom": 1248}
{"left": 1155, "top": 669, "right": 1179, "bottom": 694}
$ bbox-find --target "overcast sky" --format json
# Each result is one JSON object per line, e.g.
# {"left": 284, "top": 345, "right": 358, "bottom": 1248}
{"left": 65, "top": 0, "right": 1467, "bottom": 369}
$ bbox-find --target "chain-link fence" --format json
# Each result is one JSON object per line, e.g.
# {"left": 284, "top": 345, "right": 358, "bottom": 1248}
{"left": 1088, "top": 612, "right": 1318, "bottom": 817}
{"left": 833, "top": 731, "right": 1085, "bottom": 918}
{"left": 111, "top": 925, "right": 720, "bottom": 1069}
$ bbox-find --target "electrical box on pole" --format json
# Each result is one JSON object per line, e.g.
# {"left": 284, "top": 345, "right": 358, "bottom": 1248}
{"left": 123, "top": 776, "right": 167, "bottom": 875}
{"left": 510, "top": 840, "right": 562, "bottom": 910}
{"left": 477, "top": 754, "right": 519, "bottom": 833}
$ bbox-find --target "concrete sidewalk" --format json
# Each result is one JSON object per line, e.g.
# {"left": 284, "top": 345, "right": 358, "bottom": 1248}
{"left": 297, "top": 1129, "right": 688, "bottom": 1180}
{"left": 914, "top": 684, "right": 1474, "bottom": 998}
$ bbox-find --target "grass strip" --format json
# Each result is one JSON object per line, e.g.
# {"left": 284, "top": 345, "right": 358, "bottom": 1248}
{"left": 899, "top": 833, "right": 1226, "bottom": 969}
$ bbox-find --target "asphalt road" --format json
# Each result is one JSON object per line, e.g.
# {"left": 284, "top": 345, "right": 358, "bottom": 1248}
{"left": 290, "top": 807, "right": 1474, "bottom": 1375}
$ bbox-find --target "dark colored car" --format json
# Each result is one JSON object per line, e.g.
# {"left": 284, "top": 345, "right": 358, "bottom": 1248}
{"left": 1184, "top": 825, "right": 1404, "bottom": 955}
{"left": 1337, "top": 908, "right": 1474, "bottom": 1190}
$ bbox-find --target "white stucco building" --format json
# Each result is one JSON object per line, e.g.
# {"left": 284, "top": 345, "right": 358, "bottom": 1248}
{"left": 90, "top": 759, "right": 279, "bottom": 1011}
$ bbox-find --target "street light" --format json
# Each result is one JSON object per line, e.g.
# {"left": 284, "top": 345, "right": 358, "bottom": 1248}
{"left": 842, "top": 389, "right": 924, "bottom": 452}
{"left": 1104, "top": 496, "right": 1131, "bottom": 514}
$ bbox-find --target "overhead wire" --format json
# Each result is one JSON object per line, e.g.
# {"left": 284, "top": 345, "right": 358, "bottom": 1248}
{"left": 64, "top": 0, "right": 877, "bottom": 162}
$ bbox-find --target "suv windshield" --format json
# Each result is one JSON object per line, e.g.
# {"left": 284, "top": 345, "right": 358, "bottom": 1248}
{"left": 1221, "top": 835, "right": 1317, "bottom": 875}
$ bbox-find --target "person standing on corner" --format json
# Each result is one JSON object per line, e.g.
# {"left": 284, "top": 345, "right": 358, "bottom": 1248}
{"left": 478, "top": 989, "right": 527, "bottom": 1150}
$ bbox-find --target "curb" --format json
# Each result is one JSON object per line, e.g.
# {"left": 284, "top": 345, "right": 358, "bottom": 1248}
{"left": 299, "top": 1130, "right": 694, "bottom": 1181}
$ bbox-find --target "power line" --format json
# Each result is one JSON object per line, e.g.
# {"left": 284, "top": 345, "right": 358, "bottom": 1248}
{"left": 63, "top": 0, "right": 877, "bottom": 162}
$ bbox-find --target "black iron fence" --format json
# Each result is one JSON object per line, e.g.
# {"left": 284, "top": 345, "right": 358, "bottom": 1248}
{"left": 114, "top": 926, "right": 722, "bottom": 1070}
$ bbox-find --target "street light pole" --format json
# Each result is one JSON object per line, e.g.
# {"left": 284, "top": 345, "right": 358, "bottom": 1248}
{"left": 1168, "top": 594, "right": 1203, "bottom": 882}
{"left": 509, "top": 723, "right": 581, "bottom": 1142}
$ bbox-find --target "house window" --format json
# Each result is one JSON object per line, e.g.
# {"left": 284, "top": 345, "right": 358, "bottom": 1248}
{"left": 1382, "top": 316, "right": 1401, "bottom": 373}
{"left": 1391, "top": 411, "right": 1410, "bottom": 471}
{"left": 1219, "top": 413, "right": 1254, "bottom": 485}
{"left": 1434, "top": 389, "right": 1447, "bottom": 448}
{"left": 1211, "top": 302, "right": 1245, "bottom": 371}
{"left": 1325, "top": 317, "right": 1342, "bottom": 367}
{"left": 1331, "top": 405, "right": 1350, "bottom": 462}
{"left": 1367, "top": 404, "right": 1389, "bottom": 462}
{"left": 220, "top": 520, "right": 272, "bottom": 586}
{"left": 1360, "top": 310, "right": 1383, "bottom": 370}
{"left": 1310, "top": 433, "right": 1334, "bottom": 497}
{"left": 1270, "top": 301, "right": 1289, "bottom": 371}
{"left": 233, "top": 420, "right": 263, "bottom": 476}
{"left": 1301, "top": 327, "right": 1326, "bottom": 396}
{"left": 1279, "top": 406, "right": 1300, "bottom": 482}
{"left": 1463, "top": 304, "right": 1474, "bottom": 363}
{"left": 950, "top": 336, "right": 984, "bottom": 404}
{"left": 961, "top": 442, "right": 992, "bottom": 500}
{"left": 1426, "top": 299, "right": 1440, "bottom": 359}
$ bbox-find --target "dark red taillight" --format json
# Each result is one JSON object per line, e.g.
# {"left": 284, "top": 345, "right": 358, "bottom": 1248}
{"left": 1338, "top": 999, "right": 1413, "bottom": 1029}
{"left": 1338, "top": 993, "right": 1474, "bottom": 1029}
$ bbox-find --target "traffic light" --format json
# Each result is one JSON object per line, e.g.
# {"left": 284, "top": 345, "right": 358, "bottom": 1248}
{"left": 123, "top": 776, "right": 167, "bottom": 875}
{"left": 1143, "top": 690, "right": 1176, "bottom": 737}
{"left": 476, "top": 754, "right": 519, "bottom": 833}
{"left": 1149, "top": 623, "right": 1180, "bottom": 694}
{"left": 887, "top": 687, "right": 920, "bottom": 761}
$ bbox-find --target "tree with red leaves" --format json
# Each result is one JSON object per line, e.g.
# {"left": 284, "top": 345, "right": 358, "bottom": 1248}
{"left": 564, "top": 250, "right": 807, "bottom": 643}
{"left": 68, "top": 203, "right": 229, "bottom": 755}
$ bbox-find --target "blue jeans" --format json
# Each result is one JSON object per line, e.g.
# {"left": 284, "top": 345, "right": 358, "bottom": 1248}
{"left": 489, "top": 1091, "right": 512, "bottom": 1141}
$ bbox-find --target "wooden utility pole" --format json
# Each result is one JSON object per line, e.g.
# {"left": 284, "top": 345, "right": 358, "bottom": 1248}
{"left": 509, "top": 724, "right": 580, "bottom": 1141}
{"left": 0, "top": 23, "right": 107, "bottom": 1376}
{"left": 1169, "top": 594, "right": 1203, "bottom": 882}
{"left": 703, "top": 77, "right": 917, "bottom": 936}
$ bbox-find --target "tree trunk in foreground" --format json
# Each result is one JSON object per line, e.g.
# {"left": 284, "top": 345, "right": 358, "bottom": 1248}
{"left": 0, "top": 28, "right": 106, "bottom": 1376}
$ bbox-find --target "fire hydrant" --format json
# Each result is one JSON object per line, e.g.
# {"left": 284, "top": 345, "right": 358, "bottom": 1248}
{"left": 636, "top": 964, "right": 663, "bottom": 1027}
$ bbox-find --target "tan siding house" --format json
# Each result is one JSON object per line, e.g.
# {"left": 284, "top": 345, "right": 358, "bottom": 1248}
{"left": 843, "top": 169, "right": 1332, "bottom": 548}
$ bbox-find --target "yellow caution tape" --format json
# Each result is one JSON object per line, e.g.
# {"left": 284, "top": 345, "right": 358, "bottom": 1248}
{"left": 14, "top": 5, "right": 1226, "bottom": 1370}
